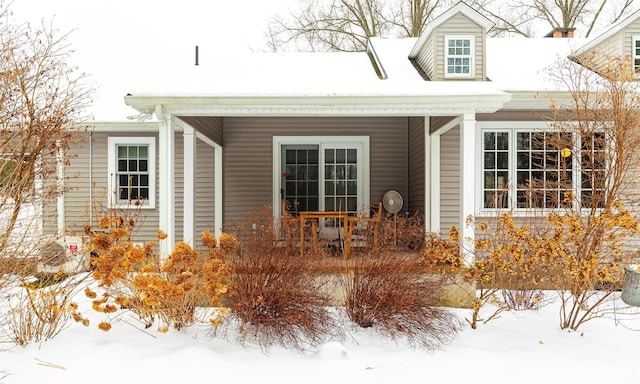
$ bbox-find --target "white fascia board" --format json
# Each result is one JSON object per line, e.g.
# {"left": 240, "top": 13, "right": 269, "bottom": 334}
{"left": 500, "top": 90, "right": 573, "bottom": 110}
{"left": 125, "top": 93, "right": 511, "bottom": 117}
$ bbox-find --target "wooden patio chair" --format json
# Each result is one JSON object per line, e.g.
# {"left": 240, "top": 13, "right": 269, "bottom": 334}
{"left": 346, "top": 202, "right": 383, "bottom": 254}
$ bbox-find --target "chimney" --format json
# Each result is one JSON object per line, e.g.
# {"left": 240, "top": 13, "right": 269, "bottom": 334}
{"left": 544, "top": 27, "right": 575, "bottom": 38}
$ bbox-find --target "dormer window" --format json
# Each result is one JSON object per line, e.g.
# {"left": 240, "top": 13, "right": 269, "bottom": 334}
{"left": 445, "top": 35, "right": 474, "bottom": 78}
{"left": 633, "top": 36, "right": 640, "bottom": 72}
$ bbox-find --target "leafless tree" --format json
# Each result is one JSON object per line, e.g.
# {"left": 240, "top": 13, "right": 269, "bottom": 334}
{"left": 266, "top": 0, "right": 451, "bottom": 52}
{"left": 0, "top": 2, "right": 92, "bottom": 271}
{"left": 469, "top": 0, "right": 637, "bottom": 37}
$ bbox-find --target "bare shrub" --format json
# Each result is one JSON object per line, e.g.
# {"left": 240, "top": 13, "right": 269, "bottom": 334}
{"left": 217, "top": 206, "right": 341, "bottom": 351}
{"left": 379, "top": 212, "right": 425, "bottom": 251}
{"left": 341, "top": 249, "right": 462, "bottom": 350}
{"left": 3, "top": 273, "right": 89, "bottom": 346}
{"left": 423, "top": 223, "right": 552, "bottom": 329}
{"left": 86, "top": 208, "right": 235, "bottom": 332}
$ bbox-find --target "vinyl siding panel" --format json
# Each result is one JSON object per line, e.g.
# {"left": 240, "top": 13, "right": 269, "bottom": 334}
{"left": 179, "top": 116, "right": 223, "bottom": 145}
{"left": 440, "top": 126, "right": 460, "bottom": 233}
{"left": 574, "top": 20, "right": 640, "bottom": 74}
{"left": 432, "top": 13, "right": 485, "bottom": 81}
{"left": 195, "top": 138, "right": 215, "bottom": 247}
{"left": 415, "top": 35, "right": 436, "bottom": 80}
{"left": 174, "top": 134, "right": 184, "bottom": 243}
{"left": 221, "top": 117, "right": 408, "bottom": 226}
{"left": 65, "top": 132, "right": 160, "bottom": 244}
{"left": 407, "top": 117, "right": 425, "bottom": 214}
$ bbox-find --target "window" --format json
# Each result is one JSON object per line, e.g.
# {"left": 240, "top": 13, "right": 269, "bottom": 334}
{"left": 275, "top": 136, "right": 368, "bottom": 216}
{"left": 445, "top": 35, "right": 474, "bottom": 78}
{"left": 481, "top": 127, "right": 605, "bottom": 211}
{"left": 108, "top": 137, "right": 155, "bottom": 208}
{"left": 634, "top": 36, "right": 640, "bottom": 72}
{"left": 0, "top": 155, "right": 34, "bottom": 194}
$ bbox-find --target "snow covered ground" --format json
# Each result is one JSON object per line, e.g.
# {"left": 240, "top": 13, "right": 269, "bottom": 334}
{"left": 1, "top": 285, "right": 639, "bottom": 384}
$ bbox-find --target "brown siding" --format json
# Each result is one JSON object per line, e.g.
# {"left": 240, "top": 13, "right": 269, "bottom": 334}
{"left": 221, "top": 117, "right": 408, "bottom": 226}
{"left": 65, "top": 131, "right": 160, "bottom": 244}
{"left": 174, "top": 134, "right": 184, "bottom": 243}
{"left": 432, "top": 13, "right": 485, "bottom": 81}
{"left": 407, "top": 117, "right": 425, "bottom": 215}
{"left": 195, "top": 138, "right": 215, "bottom": 248}
{"left": 440, "top": 126, "right": 460, "bottom": 232}
{"left": 430, "top": 116, "right": 457, "bottom": 134}
{"left": 179, "top": 116, "right": 223, "bottom": 145}
{"left": 415, "top": 35, "right": 436, "bottom": 80}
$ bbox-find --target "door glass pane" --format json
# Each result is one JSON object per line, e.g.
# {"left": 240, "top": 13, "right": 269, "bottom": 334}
{"left": 283, "top": 147, "right": 319, "bottom": 213}
{"left": 324, "top": 145, "right": 358, "bottom": 213}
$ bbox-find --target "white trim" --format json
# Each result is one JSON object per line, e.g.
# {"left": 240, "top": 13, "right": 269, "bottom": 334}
{"left": 432, "top": 115, "right": 462, "bottom": 136}
{"left": 409, "top": 1, "right": 494, "bottom": 59}
{"left": 272, "top": 136, "right": 370, "bottom": 217}
{"left": 183, "top": 125, "right": 196, "bottom": 246}
{"left": 125, "top": 94, "right": 511, "bottom": 117}
{"left": 430, "top": 132, "right": 441, "bottom": 234}
{"left": 475, "top": 121, "right": 605, "bottom": 216}
{"left": 56, "top": 142, "right": 65, "bottom": 236}
{"left": 444, "top": 35, "right": 475, "bottom": 79}
{"left": 476, "top": 121, "right": 550, "bottom": 216}
{"left": 424, "top": 117, "right": 431, "bottom": 233}
{"left": 157, "top": 108, "right": 175, "bottom": 258}
{"left": 214, "top": 143, "right": 223, "bottom": 237}
{"left": 633, "top": 35, "right": 640, "bottom": 72}
{"left": 460, "top": 114, "right": 476, "bottom": 264}
{"left": 107, "top": 136, "right": 156, "bottom": 209}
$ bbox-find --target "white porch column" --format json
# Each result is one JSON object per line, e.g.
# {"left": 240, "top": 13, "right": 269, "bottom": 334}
{"left": 459, "top": 113, "right": 476, "bottom": 264}
{"left": 429, "top": 127, "right": 441, "bottom": 235}
{"left": 214, "top": 143, "right": 223, "bottom": 236}
{"left": 423, "top": 117, "right": 432, "bottom": 233}
{"left": 56, "top": 141, "right": 65, "bottom": 237}
{"left": 183, "top": 125, "right": 196, "bottom": 246}
{"left": 157, "top": 105, "right": 175, "bottom": 258}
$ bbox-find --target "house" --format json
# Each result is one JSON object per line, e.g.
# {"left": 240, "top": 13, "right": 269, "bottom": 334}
{"left": 48, "top": 1, "right": 640, "bottom": 259}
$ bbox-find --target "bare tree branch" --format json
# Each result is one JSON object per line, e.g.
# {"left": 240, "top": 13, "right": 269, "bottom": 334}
{"left": 266, "top": 0, "right": 449, "bottom": 52}
{"left": 469, "top": 0, "right": 638, "bottom": 37}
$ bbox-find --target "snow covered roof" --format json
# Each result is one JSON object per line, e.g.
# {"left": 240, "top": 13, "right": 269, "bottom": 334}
{"left": 485, "top": 37, "right": 590, "bottom": 91}
{"left": 88, "top": 35, "right": 592, "bottom": 122}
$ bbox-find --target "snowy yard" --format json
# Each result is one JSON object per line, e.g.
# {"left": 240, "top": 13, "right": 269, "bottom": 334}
{"left": 1, "top": 284, "right": 639, "bottom": 384}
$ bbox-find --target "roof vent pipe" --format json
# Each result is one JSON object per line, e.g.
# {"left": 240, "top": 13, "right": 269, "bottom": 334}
{"left": 195, "top": 45, "right": 199, "bottom": 66}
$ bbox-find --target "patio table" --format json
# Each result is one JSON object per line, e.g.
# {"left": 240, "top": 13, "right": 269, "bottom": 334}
{"left": 298, "top": 211, "right": 351, "bottom": 258}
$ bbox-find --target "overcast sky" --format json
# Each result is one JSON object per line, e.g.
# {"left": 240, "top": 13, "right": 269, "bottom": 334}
{"left": 10, "top": 0, "right": 298, "bottom": 54}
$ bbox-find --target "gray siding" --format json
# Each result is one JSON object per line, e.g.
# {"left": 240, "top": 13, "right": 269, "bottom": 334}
{"left": 574, "top": 18, "right": 640, "bottom": 74}
{"left": 407, "top": 117, "right": 425, "bottom": 215}
{"left": 440, "top": 126, "right": 460, "bottom": 232}
{"left": 179, "top": 116, "right": 223, "bottom": 145}
{"left": 195, "top": 138, "right": 216, "bottom": 247}
{"left": 173, "top": 134, "right": 216, "bottom": 249}
{"left": 221, "top": 117, "right": 409, "bottom": 226}
{"left": 65, "top": 131, "right": 160, "bottom": 244}
{"left": 432, "top": 13, "right": 485, "bottom": 81}
{"left": 174, "top": 135, "right": 184, "bottom": 243}
{"left": 415, "top": 35, "right": 436, "bottom": 80}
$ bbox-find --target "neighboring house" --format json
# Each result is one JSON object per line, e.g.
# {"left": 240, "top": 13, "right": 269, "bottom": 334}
{"left": 50, "top": 1, "right": 640, "bottom": 258}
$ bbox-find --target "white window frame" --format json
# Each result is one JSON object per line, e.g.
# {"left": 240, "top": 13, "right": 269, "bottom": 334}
{"left": 108, "top": 137, "right": 156, "bottom": 209}
{"left": 476, "top": 122, "right": 605, "bottom": 215}
{"left": 444, "top": 35, "right": 475, "bottom": 79}
{"left": 633, "top": 36, "right": 640, "bottom": 73}
{"left": 272, "top": 136, "right": 370, "bottom": 217}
